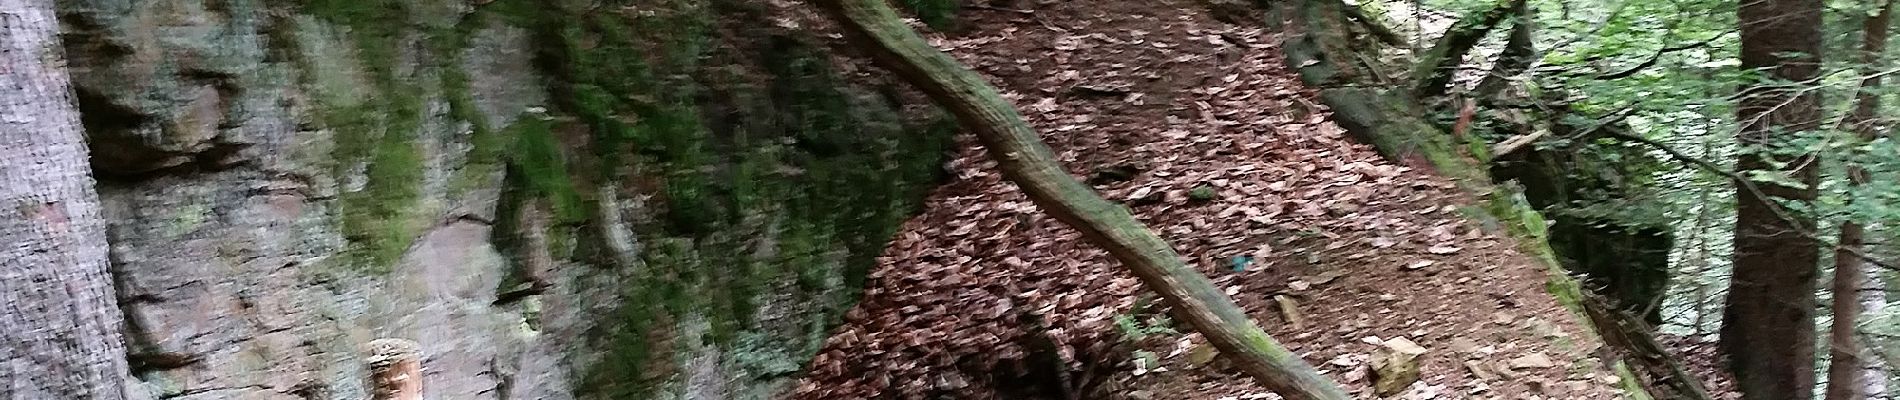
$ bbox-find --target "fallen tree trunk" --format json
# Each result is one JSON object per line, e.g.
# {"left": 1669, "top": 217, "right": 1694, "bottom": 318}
{"left": 809, "top": 1, "right": 1352, "bottom": 398}
{"left": 1582, "top": 295, "right": 1717, "bottom": 400}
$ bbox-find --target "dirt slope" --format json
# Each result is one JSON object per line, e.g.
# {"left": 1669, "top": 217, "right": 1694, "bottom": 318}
{"left": 793, "top": 1, "right": 1630, "bottom": 399}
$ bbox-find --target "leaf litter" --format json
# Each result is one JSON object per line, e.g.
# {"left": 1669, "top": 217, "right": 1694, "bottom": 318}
{"left": 791, "top": 0, "right": 1631, "bottom": 399}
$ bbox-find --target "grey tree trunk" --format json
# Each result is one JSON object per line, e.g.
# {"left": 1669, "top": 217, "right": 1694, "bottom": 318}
{"left": 1859, "top": 257, "right": 1888, "bottom": 398}
{"left": 0, "top": 0, "right": 134, "bottom": 398}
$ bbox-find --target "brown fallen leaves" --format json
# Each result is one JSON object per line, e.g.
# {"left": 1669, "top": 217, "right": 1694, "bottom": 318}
{"left": 792, "top": 0, "right": 1627, "bottom": 399}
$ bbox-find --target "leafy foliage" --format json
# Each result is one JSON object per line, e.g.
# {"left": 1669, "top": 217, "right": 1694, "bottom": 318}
{"left": 1365, "top": 0, "right": 1900, "bottom": 391}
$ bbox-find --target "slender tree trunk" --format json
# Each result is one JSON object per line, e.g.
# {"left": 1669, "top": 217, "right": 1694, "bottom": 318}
{"left": 1409, "top": 0, "right": 1522, "bottom": 99}
{"left": 0, "top": 0, "right": 134, "bottom": 398}
{"left": 808, "top": 1, "right": 1351, "bottom": 398}
{"left": 1827, "top": 3, "right": 1893, "bottom": 400}
{"left": 1723, "top": 0, "right": 1826, "bottom": 399}
{"left": 1473, "top": 0, "right": 1532, "bottom": 99}
{"left": 1859, "top": 258, "right": 1888, "bottom": 398}
{"left": 1829, "top": 223, "right": 1870, "bottom": 400}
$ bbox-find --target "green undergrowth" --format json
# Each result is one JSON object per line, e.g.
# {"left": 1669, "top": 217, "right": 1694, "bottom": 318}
{"left": 484, "top": 0, "right": 953, "bottom": 397}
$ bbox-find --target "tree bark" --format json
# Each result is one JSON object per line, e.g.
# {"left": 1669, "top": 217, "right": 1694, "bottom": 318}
{"left": 1409, "top": 0, "right": 1522, "bottom": 100}
{"left": 808, "top": 1, "right": 1352, "bottom": 399}
{"left": 1826, "top": 2, "right": 1892, "bottom": 400}
{"left": 1857, "top": 261, "right": 1888, "bottom": 398}
{"left": 1472, "top": 0, "right": 1532, "bottom": 98}
{"left": 1723, "top": 0, "right": 1826, "bottom": 399}
{"left": 0, "top": 0, "right": 134, "bottom": 398}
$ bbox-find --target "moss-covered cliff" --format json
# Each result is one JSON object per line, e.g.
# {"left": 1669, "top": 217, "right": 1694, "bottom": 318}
{"left": 72, "top": 0, "right": 949, "bottom": 398}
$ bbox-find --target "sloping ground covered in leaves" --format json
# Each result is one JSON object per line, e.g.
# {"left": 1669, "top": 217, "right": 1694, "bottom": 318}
{"left": 793, "top": 1, "right": 1630, "bottom": 399}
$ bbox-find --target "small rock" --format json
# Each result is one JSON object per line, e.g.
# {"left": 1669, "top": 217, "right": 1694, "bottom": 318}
{"left": 1188, "top": 343, "right": 1220, "bottom": 366}
{"left": 1464, "top": 360, "right": 1502, "bottom": 381}
{"left": 1507, "top": 352, "right": 1557, "bottom": 370}
{"left": 1447, "top": 337, "right": 1480, "bottom": 355}
{"left": 1562, "top": 380, "right": 1594, "bottom": 393}
{"left": 1274, "top": 295, "right": 1307, "bottom": 330}
{"left": 1599, "top": 373, "right": 1622, "bottom": 385}
{"left": 1311, "top": 269, "right": 1347, "bottom": 284}
{"left": 1370, "top": 337, "right": 1428, "bottom": 397}
{"left": 1523, "top": 318, "right": 1569, "bottom": 338}
{"left": 1403, "top": 260, "right": 1436, "bottom": 270}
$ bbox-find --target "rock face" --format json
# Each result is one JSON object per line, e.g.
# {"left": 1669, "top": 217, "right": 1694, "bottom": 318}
{"left": 72, "top": 0, "right": 951, "bottom": 398}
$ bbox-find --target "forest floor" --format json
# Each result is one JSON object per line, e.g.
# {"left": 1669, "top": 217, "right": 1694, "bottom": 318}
{"left": 790, "top": 1, "right": 1645, "bottom": 398}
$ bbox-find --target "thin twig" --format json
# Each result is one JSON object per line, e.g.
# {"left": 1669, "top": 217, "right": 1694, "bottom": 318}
{"left": 1596, "top": 129, "right": 1900, "bottom": 273}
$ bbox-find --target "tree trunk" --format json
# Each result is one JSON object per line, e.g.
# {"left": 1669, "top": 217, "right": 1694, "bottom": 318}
{"left": 1409, "top": 0, "right": 1522, "bottom": 100}
{"left": 1826, "top": 2, "right": 1892, "bottom": 400}
{"left": 1723, "top": 0, "right": 1826, "bottom": 399}
{"left": 1858, "top": 258, "right": 1888, "bottom": 398}
{"left": 1472, "top": 0, "right": 1532, "bottom": 98}
{"left": 0, "top": 0, "right": 134, "bottom": 398}
{"left": 808, "top": 1, "right": 1352, "bottom": 399}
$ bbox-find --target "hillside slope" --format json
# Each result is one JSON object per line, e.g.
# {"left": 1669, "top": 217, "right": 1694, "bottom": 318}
{"left": 794, "top": 1, "right": 1630, "bottom": 399}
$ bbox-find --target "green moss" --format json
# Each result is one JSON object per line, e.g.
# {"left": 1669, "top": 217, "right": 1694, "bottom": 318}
{"left": 507, "top": 116, "right": 587, "bottom": 224}
{"left": 1613, "top": 361, "right": 1655, "bottom": 400}
{"left": 1188, "top": 185, "right": 1219, "bottom": 202}
{"left": 289, "top": 0, "right": 461, "bottom": 272}
{"left": 576, "top": 237, "right": 694, "bottom": 400}
{"left": 335, "top": 114, "right": 427, "bottom": 270}
{"left": 475, "top": 1, "right": 953, "bottom": 397}
{"left": 311, "top": 72, "right": 430, "bottom": 272}
{"left": 447, "top": 67, "right": 506, "bottom": 194}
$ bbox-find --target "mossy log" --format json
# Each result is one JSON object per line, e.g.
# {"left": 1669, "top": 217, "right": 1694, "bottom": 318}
{"left": 1581, "top": 296, "right": 1717, "bottom": 400}
{"left": 810, "top": 0, "right": 1352, "bottom": 398}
